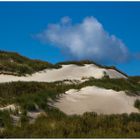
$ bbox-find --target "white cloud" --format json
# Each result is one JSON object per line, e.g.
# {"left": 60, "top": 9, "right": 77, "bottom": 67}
{"left": 36, "top": 16, "right": 130, "bottom": 64}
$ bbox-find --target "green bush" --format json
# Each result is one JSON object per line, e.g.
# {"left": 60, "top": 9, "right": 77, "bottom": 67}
{"left": 134, "top": 99, "right": 140, "bottom": 110}
{"left": 0, "top": 111, "right": 12, "bottom": 128}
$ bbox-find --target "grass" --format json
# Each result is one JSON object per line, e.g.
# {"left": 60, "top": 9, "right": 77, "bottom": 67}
{"left": 0, "top": 110, "right": 12, "bottom": 129}
{"left": 0, "top": 76, "right": 140, "bottom": 106}
{"left": 82, "top": 77, "right": 140, "bottom": 94}
{"left": 0, "top": 50, "right": 140, "bottom": 138}
{"left": 0, "top": 78, "right": 139, "bottom": 138}
{"left": 0, "top": 50, "right": 60, "bottom": 76}
{"left": 0, "top": 81, "right": 63, "bottom": 111}
{"left": 129, "top": 76, "right": 140, "bottom": 83}
{"left": 0, "top": 77, "right": 139, "bottom": 119}
{"left": 134, "top": 99, "right": 140, "bottom": 110}
{"left": 0, "top": 110, "right": 140, "bottom": 138}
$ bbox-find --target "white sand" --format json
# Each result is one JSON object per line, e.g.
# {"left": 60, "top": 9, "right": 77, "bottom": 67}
{"left": 0, "top": 104, "right": 17, "bottom": 111}
{"left": 52, "top": 86, "right": 140, "bottom": 115}
{"left": 0, "top": 64, "right": 126, "bottom": 83}
{"left": 105, "top": 69, "right": 126, "bottom": 79}
{"left": 27, "top": 111, "right": 47, "bottom": 124}
{"left": 10, "top": 115, "right": 20, "bottom": 125}
{"left": 27, "top": 111, "right": 44, "bottom": 119}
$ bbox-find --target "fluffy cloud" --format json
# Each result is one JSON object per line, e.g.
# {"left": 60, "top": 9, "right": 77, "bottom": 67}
{"left": 36, "top": 16, "right": 130, "bottom": 64}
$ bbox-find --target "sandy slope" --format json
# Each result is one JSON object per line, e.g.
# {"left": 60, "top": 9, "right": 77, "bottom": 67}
{"left": 52, "top": 86, "right": 139, "bottom": 115}
{"left": 0, "top": 64, "right": 126, "bottom": 83}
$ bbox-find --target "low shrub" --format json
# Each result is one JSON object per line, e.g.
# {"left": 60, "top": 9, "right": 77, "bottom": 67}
{"left": 134, "top": 99, "right": 140, "bottom": 110}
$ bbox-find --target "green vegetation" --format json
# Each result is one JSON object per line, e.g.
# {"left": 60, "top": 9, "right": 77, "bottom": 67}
{"left": 0, "top": 111, "right": 140, "bottom": 138}
{"left": 57, "top": 60, "right": 96, "bottom": 66}
{"left": 0, "top": 76, "right": 140, "bottom": 107}
{"left": 0, "top": 50, "right": 60, "bottom": 76}
{"left": 0, "top": 50, "right": 140, "bottom": 138}
{"left": 0, "top": 81, "right": 63, "bottom": 111}
{"left": 82, "top": 77, "right": 140, "bottom": 94}
{"left": 0, "top": 111, "right": 12, "bottom": 129}
{"left": 129, "top": 76, "right": 140, "bottom": 83}
{"left": 134, "top": 99, "right": 140, "bottom": 110}
{"left": 0, "top": 77, "right": 139, "bottom": 137}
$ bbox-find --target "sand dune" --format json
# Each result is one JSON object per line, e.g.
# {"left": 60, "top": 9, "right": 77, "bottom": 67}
{"left": 52, "top": 86, "right": 139, "bottom": 115}
{"left": 0, "top": 64, "right": 126, "bottom": 83}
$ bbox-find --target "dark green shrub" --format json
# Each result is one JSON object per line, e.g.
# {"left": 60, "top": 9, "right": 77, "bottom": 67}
{"left": 134, "top": 99, "right": 140, "bottom": 110}
{"left": 0, "top": 111, "right": 12, "bottom": 128}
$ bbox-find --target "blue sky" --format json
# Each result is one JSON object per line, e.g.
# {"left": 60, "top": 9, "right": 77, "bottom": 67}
{"left": 0, "top": 2, "right": 140, "bottom": 76}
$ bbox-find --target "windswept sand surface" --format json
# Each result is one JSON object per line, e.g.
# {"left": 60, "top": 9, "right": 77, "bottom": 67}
{"left": 0, "top": 64, "right": 126, "bottom": 83}
{"left": 52, "top": 86, "right": 139, "bottom": 115}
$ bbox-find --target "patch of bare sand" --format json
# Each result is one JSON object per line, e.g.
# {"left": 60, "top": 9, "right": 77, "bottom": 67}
{"left": 0, "top": 104, "right": 17, "bottom": 111}
{"left": 52, "top": 86, "right": 140, "bottom": 115}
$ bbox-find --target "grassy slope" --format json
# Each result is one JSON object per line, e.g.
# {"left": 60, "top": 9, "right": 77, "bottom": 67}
{"left": 0, "top": 50, "right": 60, "bottom": 76}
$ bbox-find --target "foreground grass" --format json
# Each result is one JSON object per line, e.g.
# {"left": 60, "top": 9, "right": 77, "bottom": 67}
{"left": 0, "top": 78, "right": 140, "bottom": 138}
{"left": 0, "top": 110, "right": 140, "bottom": 138}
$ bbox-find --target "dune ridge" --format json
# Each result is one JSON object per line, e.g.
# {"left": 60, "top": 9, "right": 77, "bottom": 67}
{"left": 0, "top": 64, "right": 126, "bottom": 83}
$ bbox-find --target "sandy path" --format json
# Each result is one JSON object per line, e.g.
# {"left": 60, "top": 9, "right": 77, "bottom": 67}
{"left": 52, "top": 86, "right": 139, "bottom": 115}
{"left": 0, "top": 64, "right": 126, "bottom": 83}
